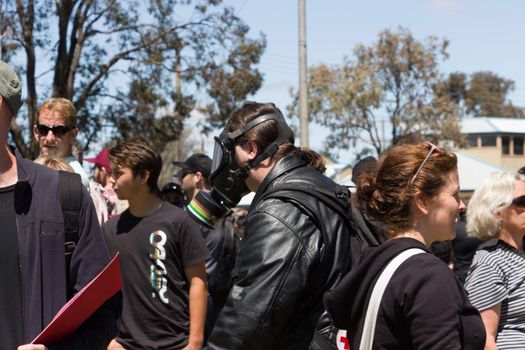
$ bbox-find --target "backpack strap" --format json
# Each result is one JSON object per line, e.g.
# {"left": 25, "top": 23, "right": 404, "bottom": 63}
{"left": 58, "top": 170, "right": 82, "bottom": 298}
{"left": 359, "top": 248, "right": 425, "bottom": 350}
{"left": 260, "top": 184, "right": 360, "bottom": 238}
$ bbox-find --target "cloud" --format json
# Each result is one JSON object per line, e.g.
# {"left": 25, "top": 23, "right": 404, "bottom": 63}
{"left": 427, "top": 0, "right": 467, "bottom": 15}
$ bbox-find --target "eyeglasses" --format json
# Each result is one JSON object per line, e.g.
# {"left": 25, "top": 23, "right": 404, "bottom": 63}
{"left": 410, "top": 141, "right": 444, "bottom": 185}
{"left": 36, "top": 124, "right": 74, "bottom": 136}
{"left": 178, "top": 169, "right": 194, "bottom": 179}
{"left": 511, "top": 195, "right": 525, "bottom": 208}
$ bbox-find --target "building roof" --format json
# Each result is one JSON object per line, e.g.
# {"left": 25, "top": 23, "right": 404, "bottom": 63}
{"left": 461, "top": 117, "right": 525, "bottom": 134}
{"left": 331, "top": 150, "right": 505, "bottom": 192}
{"left": 455, "top": 151, "right": 505, "bottom": 191}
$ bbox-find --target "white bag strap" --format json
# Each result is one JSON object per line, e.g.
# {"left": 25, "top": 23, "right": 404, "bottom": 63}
{"left": 359, "top": 248, "right": 425, "bottom": 350}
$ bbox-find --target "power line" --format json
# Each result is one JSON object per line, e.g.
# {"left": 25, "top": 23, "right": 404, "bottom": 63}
{"left": 265, "top": 52, "right": 297, "bottom": 62}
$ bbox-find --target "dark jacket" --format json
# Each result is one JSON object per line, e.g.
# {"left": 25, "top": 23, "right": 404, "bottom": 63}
{"left": 13, "top": 147, "right": 118, "bottom": 348}
{"left": 208, "top": 155, "right": 352, "bottom": 350}
{"left": 324, "top": 238, "right": 485, "bottom": 350}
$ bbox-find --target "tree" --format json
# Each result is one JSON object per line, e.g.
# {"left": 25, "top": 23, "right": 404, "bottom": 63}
{"left": 1, "top": 0, "right": 264, "bottom": 158}
{"left": 289, "top": 27, "right": 460, "bottom": 156}
{"left": 107, "top": 4, "right": 265, "bottom": 152}
{"left": 435, "top": 71, "right": 524, "bottom": 118}
{"left": 466, "top": 71, "right": 523, "bottom": 117}
{"left": 199, "top": 31, "right": 266, "bottom": 132}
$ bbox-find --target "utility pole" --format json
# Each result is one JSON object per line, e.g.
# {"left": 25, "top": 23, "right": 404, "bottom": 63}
{"left": 298, "top": 0, "right": 309, "bottom": 147}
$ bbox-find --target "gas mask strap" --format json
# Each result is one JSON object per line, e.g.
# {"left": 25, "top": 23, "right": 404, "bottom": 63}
{"left": 227, "top": 110, "right": 293, "bottom": 178}
{"left": 232, "top": 144, "right": 279, "bottom": 178}
{"left": 227, "top": 113, "right": 281, "bottom": 142}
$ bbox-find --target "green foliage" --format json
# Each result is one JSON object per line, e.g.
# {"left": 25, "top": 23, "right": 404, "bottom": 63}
{"left": 199, "top": 33, "right": 266, "bottom": 132}
{"left": 436, "top": 71, "right": 524, "bottom": 118}
{"left": 1, "top": 0, "right": 265, "bottom": 157}
{"left": 290, "top": 27, "right": 462, "bottom": 156}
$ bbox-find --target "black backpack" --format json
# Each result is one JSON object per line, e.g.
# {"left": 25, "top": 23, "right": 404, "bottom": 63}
{"left": 260, "top": 183, "right": 385, "bottom": 260}
{"left": 58, "top": 170, "right": 82, "bottom": 298}
{"left": 258, "top": 183, "right": 385, "bottom": 350}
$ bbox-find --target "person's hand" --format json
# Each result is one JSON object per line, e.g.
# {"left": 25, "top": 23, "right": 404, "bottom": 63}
{"left": 181, "top": 344, "right": 199, "bottom": 350}
{"left": 107, "top": 339, "right": 127, "bottom": 350}
{"left": 17, "top": 344, "right": 48, "bottom": 350}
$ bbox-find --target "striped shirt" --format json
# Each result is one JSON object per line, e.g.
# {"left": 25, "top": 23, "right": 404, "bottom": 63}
{"left": 465, "top": 240, "right": 525, "bottom": 349}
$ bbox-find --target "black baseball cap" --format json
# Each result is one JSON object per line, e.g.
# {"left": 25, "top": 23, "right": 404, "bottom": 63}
{"left": 172, "top": 153, "right": 212, "bottom": 179}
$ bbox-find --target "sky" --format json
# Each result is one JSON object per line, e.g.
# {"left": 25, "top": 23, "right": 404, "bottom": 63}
{"left": 217, "top": 0, "right": 525, "bottom": 162}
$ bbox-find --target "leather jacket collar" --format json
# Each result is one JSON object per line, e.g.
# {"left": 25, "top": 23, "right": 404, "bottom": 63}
{"left": 251, "top": 154, "right": 306, "bottom": 210}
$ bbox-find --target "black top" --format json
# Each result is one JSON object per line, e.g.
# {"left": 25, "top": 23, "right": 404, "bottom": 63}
{"left": 452, "top": 221, "right": 483, "bottom": 284}
{"left": 325, "top": 238, "right": 486, "bottom": 350}
{"left": 201, "top": 216, "right": 236, "bottom": 299}
{"left": 103, "top": 202, "right": 208, "bottom": 350}
{"left": 0, "top": 184, "right": 23, "bottom": 349}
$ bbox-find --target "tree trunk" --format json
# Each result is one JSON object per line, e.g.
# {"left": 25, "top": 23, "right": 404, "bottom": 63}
{"left": 53, "top": 0, "right": 74, "bottom": 98}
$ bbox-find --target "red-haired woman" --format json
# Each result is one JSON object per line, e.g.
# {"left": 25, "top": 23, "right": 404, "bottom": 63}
{"left": 324, "top": 142, "right": 485, "bottom": 350}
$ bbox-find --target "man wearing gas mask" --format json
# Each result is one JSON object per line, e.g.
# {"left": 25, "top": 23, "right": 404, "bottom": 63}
{"left": 194, "top": 102, "right": 352, "bottom": 350}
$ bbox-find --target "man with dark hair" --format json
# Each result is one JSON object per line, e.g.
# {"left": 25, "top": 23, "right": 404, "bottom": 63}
{"left": 173, "top": 153, "right": 212, "bottom": 201}
{"left": 161, "top": 182, "right": 185, "bottom": 207}
{"left": 0, "top": 61, "right": 118, "bottom": 349}
{"left": 351, "top": 156, "right": 377, "bottom": 185}
{"left": 206, "top": 101, "right": 353, "bottom": 350}
{"left": 174, "top": 153, "right": 237, "bottom": 341}
{"left": 103, "top": 137, "right": 208, "bottom": 350}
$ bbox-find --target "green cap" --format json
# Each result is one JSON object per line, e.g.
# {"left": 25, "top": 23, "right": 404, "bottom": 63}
{"left": 0, "top": 60, "right": 22, "bottom": 116}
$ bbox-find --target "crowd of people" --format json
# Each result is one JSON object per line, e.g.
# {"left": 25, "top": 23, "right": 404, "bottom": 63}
{"left": 2, "top": 57, "right": 525, "bottom": 350}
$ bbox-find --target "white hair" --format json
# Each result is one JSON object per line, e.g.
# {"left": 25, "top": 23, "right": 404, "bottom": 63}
{"left": 467, "top": 172, "right": 525, "bottom": 240}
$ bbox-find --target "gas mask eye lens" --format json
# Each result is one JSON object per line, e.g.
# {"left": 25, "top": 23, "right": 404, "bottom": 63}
{"left": 210, "top": 136, "right": 226, "bottom": 179}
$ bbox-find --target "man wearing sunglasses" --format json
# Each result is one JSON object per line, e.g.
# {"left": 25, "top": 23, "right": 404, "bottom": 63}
{"left": 173, "top": 153, "right": 237, "bottom": 343}
{"left": 173, "top": 153, "right": 213, "bottom": 202}
{"left": 33, "top": 97, "right": 89, "bottom": 187}
{"left": 0, "top": 61, "right": 118, "bottom": 349}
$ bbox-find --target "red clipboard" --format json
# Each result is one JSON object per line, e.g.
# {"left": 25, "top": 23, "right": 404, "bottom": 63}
{"left": 32, "top": 252, "right": 122, "bottom": 345}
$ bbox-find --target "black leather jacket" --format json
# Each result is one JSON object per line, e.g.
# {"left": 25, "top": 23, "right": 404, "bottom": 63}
{"left": 208, "top": 155, "right": 351, "bottom": 350}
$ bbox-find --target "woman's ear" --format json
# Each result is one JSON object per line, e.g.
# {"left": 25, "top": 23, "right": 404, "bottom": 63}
{"left": 494, "top": 210, "right": 503, "bottom": 222}
{"left": 413, "top": 192, "right": 429, "bottom": 215}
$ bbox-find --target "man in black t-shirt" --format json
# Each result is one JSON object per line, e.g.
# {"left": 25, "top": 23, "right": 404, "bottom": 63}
{"left": 103, "top": 137, "right": 208, "bottom": 350}
{"left": 173, "top": 154, "right": 237, "bottom": 340}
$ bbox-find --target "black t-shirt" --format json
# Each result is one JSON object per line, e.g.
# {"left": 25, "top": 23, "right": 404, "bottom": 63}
{"left": 103, "top": 202, "right": 208, "bottom": 350}
{"left": 0, "top": 184, "right": 24, "bottom": 349}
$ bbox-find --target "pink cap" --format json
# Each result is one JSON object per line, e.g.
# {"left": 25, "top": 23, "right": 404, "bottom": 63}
{"left": 84, "top": 148, "right": 111, "bottom": 173}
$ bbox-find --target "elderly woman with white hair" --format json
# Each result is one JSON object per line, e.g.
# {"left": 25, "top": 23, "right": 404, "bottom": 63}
{"left": 465, "top": 172, "right": 525, "bottom": 350}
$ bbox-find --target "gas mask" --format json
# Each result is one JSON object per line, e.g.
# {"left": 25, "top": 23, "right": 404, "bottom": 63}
{"left": 186, "top": 111, "right": 294, "bottom": 228}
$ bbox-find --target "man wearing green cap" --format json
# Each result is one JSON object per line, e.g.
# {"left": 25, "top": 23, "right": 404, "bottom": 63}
{"left": 0, "top": 60, "right": 118, "bottom": 349}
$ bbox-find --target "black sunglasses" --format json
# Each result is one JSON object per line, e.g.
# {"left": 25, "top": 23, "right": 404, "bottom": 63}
{"left": 179, "top": 169, "right": 195, "bottom": 179}
{"left": 36, "top": 124, "right": 74, "bottom": 136}
{"left": 511, "top": 195, "right": 525, "bottom": 207}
